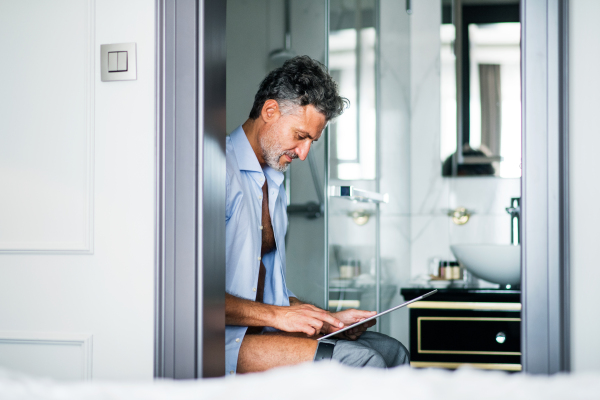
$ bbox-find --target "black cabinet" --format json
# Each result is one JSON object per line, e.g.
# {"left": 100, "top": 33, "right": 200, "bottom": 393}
{"left": 401, "top": 288, "right": 521, "bottom": 371}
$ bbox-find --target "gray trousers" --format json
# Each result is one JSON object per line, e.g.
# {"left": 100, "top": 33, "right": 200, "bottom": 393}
{"left": 316, "top": 331, "right": 410, "bottom": 368}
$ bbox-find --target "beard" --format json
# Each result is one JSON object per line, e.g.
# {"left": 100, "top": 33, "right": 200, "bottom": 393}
{"left": 259, "top": 123, "right": 298, "bottom": 172}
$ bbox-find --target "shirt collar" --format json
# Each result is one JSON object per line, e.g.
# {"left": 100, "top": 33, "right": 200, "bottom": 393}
{"left": 231, "top": 125, "right": 285, "bottom": 188}
{"left": 230, "top": 125, "right": 262, "bottom": 173}
{"left": 263, "top": 165, "right": 284, "bottom": 188}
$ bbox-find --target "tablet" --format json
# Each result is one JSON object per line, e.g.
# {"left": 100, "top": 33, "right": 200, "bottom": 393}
{"left": 317, "top": 289, "right": 438, "bottom": 341}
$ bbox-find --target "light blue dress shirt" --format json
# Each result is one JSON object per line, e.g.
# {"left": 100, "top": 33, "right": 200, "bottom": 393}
{"left": 225, "top": 125, "right": 295, "bottom": 375}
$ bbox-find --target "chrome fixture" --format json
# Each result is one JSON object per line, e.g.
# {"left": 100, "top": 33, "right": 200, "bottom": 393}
{"left": 348, "top": 209, "right": 372, "bottom": 226}
{"left": 505, "top": 197, "right": 521, "bottom": 245}
{"left": 448, "top": 207, "right": 472, "bottom": 225}
{"left": 328, "top": 186, "right": 389, "bottom": 204}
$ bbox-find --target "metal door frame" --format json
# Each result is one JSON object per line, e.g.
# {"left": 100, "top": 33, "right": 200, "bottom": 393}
{"left": 521, "top": 0, "right": 570, "bottom": 374}
{"left": 154, "top": 0, "right": 226, "bottom": 378}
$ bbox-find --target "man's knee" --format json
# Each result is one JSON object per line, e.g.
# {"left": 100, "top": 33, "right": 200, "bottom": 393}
{"left": 392, "top": 340, "right": 410, "bottom": 366}
{"left": 355, "top": 332, "right": 410, "bottom": 367}
{"left": 332, "top": 343, "right": 387, "bottom": 368}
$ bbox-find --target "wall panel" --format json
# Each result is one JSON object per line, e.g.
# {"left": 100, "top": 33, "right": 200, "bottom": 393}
{"left": 0, "top": 332, "right": 92, "bottom": 380}
{"left": 0, "top": 0, "right": 94, "bottom": 253}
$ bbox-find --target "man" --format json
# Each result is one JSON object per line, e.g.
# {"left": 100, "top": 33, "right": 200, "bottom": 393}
{"left": 225, "top": 55, "right": 409, "bottom": 375}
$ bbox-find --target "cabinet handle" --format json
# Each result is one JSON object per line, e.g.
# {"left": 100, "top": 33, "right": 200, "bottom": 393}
{"left": 496, "top": 332, "right": 506, "bottom": 344}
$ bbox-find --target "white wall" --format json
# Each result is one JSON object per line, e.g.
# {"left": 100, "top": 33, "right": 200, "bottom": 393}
{"left": 569, "top": 0, "right": 600, "bottom": 373}
{"left": 0, "top": 0, "right": 156, "bottom": 380}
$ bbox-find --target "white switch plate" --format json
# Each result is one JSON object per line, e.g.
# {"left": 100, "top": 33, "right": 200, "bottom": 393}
{"left": 101, "top": 43, "right": 136, "bottom": 81}
{"left": 117, "top": 51, "right": 128, "bottom": 72}
{"left": 108, "top": 52, "right": 118, "bottom": 72}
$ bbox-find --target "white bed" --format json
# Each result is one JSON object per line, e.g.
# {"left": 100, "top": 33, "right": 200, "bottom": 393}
{"left": 1, "top": 362, "right": 599, "bottom": 400}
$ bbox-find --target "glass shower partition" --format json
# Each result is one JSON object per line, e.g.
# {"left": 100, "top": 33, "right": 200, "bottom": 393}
{"left": 282, "top": 0, "right": 390, "bottom": 333}
{"left": 326, "top": 0, "right": 387, "bottom": 330}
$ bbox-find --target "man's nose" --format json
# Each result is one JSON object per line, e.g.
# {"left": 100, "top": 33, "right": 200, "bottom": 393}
{"left": 296, "top": 141, "right": 312, "bottom": 161}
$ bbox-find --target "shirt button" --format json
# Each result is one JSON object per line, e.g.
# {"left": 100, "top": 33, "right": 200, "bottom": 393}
{"left": 258, "top": 196, "right": 262, "bottom": 200}
{"left": 236, "top": 338, "right": 240, "bottom": 342}
{"left": 258, "top": 256, "right": 261, "bottom": 261}
{"left": 252, "top": 287, "right": 257, "bottom": 292}
{"left": 259, "top": 225, "right": 263, "bottom": 230}
{"left": 230, "top": 371, "right": 234, "bottom": 375}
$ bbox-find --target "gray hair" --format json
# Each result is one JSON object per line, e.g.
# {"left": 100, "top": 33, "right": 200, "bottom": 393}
{"left": 249, "top": 55, "right": 348, "bottom": 121}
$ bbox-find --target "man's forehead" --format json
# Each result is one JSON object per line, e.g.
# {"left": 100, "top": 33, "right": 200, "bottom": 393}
{"left": 287, "top": 105, "right": 326, "bottom": 136}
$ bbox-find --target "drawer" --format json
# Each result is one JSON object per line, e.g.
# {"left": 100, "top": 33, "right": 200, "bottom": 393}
{"left": 408, "top": 307, "right": 521, "bottom": 368}
{"left": 418, "top": 316, "right": 521, "bottom": 355}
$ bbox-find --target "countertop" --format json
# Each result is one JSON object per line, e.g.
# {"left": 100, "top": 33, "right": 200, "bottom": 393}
{"left": 400, "top": 287, "right": 521, "bottom": 303}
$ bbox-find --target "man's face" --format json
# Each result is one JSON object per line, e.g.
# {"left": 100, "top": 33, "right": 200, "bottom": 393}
{"left": 259, "top": 104, "right": 326, "bottom": 172}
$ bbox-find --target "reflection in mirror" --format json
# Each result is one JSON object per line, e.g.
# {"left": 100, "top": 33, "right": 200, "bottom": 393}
{"left": 329, "top": 0, "right": 376, "bottom": 180}
{"left": 441, "top": 1, "right": 521, "bottom": 178}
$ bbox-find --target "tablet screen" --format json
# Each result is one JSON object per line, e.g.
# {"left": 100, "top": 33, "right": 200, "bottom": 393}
{"left": 317, "top": 289, "right": 438, "bottom": 341}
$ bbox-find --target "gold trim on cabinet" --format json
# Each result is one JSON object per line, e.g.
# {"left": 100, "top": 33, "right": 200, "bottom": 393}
{"left": 328, "top": 300, "right": 360, "bottom": 308}
{"left": 408, "top": 301, "right": 521, "bottom": 311}
{"left": 417, "top": 317, "right": 522, "bottom": 355}
{"left": 410, "top": 361, "right": 522, "bottom": 371}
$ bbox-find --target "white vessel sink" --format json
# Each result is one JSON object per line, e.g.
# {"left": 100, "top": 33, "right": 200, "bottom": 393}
{"left": 450, "top": 244, "right": 521, "bottom": 285}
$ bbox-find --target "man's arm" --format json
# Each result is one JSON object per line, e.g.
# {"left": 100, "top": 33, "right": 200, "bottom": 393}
{"left": 226, "top": 293, "right": 344, "bottom": 336}
{"left": 226, "top": 293, "right": 278, "bottom": 327}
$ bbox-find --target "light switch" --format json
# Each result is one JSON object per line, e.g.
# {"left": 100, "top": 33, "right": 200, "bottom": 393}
{"left": 117, "top": 51, "right": 128, "bottom": 72}
{"left": 101, "top": 43, "right": 137, "bottom": 82}
{"left": 108, "top": 52, "right": 118, "bottom": 72}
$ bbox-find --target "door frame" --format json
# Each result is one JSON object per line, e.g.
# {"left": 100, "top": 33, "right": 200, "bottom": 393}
{"left": 521, "top": 0, "right": 570, "bottom": 374}
{"left": 154, "top": 0, "right": 226, "bottom": 379}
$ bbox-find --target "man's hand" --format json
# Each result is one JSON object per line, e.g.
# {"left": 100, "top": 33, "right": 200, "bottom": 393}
{"left": 273, "top": 303, "right": 344, "bottom": 337}
{"left": 322, "top": 309, "right": 377, "bottom": 340}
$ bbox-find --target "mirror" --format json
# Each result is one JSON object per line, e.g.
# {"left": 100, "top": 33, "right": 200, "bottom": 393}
{"left": 441, "top": 0, "right": 521, "bottom": 178}
{"left": 329, "top": 0, "right": 377, "bottom": 180}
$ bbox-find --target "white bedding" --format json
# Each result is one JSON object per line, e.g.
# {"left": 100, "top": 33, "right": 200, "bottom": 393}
{"left": 1, "top": 362, "right": 599, "bottom": 400}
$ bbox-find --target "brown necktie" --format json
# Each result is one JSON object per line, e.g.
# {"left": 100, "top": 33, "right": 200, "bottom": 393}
{"left": 246, "top": 181, "right": 273, "bottom": 334}
{"left": 255, "top": 181, "right": 269, "bottom": 303}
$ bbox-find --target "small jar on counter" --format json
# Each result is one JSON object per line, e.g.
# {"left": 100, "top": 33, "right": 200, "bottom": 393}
{"left": 449, "top": 261, "right": 461, "bottom": 280}
{"left": 438, "top": 260, "right": 462, "bottom": 280}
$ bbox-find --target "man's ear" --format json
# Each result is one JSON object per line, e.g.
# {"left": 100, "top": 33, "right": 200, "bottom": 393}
{"left": 260, "top": 99, "right": 280, "bottom": 123}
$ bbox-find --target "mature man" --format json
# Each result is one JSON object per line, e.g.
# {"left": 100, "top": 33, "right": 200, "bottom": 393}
{"left": 225, "top": 55, "right": 409, "bottom": 375}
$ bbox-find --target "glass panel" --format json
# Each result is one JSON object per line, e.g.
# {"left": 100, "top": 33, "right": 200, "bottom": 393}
{"left": 329, "top": 0, "right": 377, "bottom": 180}
{"left": 328, "top": 0, "right": 379, "bottom": 322}
{"left": 328, "top": 200, "right": 379, "bottom": 315}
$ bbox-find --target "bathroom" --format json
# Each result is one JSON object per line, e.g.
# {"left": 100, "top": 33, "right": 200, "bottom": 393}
{"left": 0, "top": 0, "right": 598, "bottom": 387}
{"left": 226, "top": 0, "right": 522, "bottom": 368}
